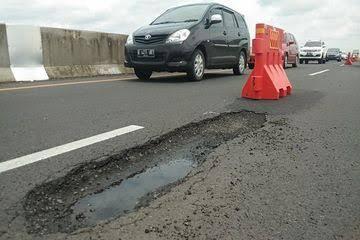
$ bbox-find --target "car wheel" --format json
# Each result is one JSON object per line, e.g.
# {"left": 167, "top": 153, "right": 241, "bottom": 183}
{"left": 134, "top": 68, "right": 152, "bottom": 80}
{"left": 292, "top": 55, "right": 299, "bottom": 67}
{"left": 305, "top": 60, "right": 308, "bottom": 64}
{"left": 322, "top": 58, "right": 326, "bottom": 64}
{"left": 283, "top": 54, "right": 288, "bottom": 69}
{"left": 300, "top": 59, "right": 303, "bottom": 64}
{"left": 187, "top": 49, "right": 205, "bottom": 81}
{"left": 233, "top": 51, "right": 246, "bottom": 75}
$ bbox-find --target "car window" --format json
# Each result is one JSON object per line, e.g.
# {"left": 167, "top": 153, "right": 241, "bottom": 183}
{"left": 290, "top": 34, "right": 295, "bottom": 42}
{"left": 305, "top": 41, "right": 321, "bottom": 47}
{"left": 232, "top": 14, "right": 239, "bottom": 28}
{"left": 223, "top": 10, "right": 236, "bottom": 29}
{"left": 236, "top": 14, "right": 248, "bottom": 36}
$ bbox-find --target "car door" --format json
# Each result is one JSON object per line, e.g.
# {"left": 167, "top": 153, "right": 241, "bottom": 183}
{"left": 222, "top": 9, "right": 239, "bottom": 64}
{"left": 289, "top": 34, "right": 298, "bottom": 62}
{"left": 208, "top": 8, "right": 228, "bottom": 65}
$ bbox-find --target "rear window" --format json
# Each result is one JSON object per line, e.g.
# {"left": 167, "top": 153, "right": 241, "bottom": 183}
{"left": 152, "top": 5, "right": 209, "bottom": 25}
{"left": 305, "top": 41, "right": 321, "bottom": 47}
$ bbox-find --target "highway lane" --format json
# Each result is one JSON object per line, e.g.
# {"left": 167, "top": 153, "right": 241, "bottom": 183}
{"left": 0, "top": 61, "right": 358, "bottom": 238}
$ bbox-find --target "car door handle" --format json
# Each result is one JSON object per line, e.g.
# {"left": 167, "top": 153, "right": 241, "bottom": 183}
{"left": 223, "top": 31, "right": 227, "bottom": 36}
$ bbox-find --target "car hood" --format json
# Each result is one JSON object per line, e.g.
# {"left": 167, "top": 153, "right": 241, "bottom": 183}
{"left": 133, "top": 22, "right": 195, "bottom": 36}
{"left": 301, "top": 47, "right": 322, "bottom": 51}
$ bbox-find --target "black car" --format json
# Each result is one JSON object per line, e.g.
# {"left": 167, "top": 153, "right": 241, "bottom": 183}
{"left": 326, "top": 48, "right": 341, "bottom": 62}
{"left": 124, "top": 3, "right": 250, "bottom": 81}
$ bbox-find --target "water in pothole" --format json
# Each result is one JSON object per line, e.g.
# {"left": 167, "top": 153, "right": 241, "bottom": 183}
{"left": 72, "top": 158, "right": 196, "bottom": 225}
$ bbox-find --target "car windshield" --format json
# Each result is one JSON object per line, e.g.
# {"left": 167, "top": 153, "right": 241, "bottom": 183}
{"left": 328, "top": 48, "right": 340, "bottom": 53}
{"left": 151, "top": 4, "right": 209, "bottom": 25}
{"left": 305, "top": 41, "right": 321, "bottom": 47}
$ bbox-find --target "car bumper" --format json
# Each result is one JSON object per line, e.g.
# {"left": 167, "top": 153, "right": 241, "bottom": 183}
{"left": 124, "top": 43, "right": 194, "bottom": 71}
{"left": 327, "top": 55, "right": 341, "bottom": 60}
{"left": 299, "top": 53, "right": 322, "bottom": 60}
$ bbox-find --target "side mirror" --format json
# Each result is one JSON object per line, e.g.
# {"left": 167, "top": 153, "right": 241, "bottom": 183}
{"left": 210, "top": 14, "right": 222, "bottom": 25}
{"left": 288, "top": 41, "right": 295, "bottom": 45}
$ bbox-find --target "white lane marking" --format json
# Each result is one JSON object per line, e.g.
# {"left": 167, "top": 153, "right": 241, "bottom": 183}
{"left": 309, "top": 69, "right": 330, "bottom": 76}
{"left": 0, "top": 125, "right": 144, "bottom": 174}
{"left": 340, "top": 64, "right": 345, "bottom": 67}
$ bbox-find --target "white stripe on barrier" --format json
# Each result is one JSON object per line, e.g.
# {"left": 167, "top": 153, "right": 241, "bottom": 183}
{"left": 0, "top": 125, "right": 144, "bottom": 174}
{"left": 6, "top": 25, "right": 49, "bottom": 81}
{"left": 11, "top": 66, "right": 49, "bottom": 82}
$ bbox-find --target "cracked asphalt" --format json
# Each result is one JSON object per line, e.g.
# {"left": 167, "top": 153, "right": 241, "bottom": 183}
{"left": 0, "top": 62, "right": 359, "bottom": 239}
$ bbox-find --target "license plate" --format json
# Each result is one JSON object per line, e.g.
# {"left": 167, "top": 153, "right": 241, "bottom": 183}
{"left": 137, "top": 49, "right": 155, "bottom": 58}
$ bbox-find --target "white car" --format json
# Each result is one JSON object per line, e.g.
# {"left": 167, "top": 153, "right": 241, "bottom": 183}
{"left": 299, "top": 40, "right": 327, "bottom": 64}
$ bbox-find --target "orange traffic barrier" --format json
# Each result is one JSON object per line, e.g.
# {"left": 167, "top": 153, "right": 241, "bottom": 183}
{"left": 242, "top": 23, "right": 292, "bottom": 100}
{"left": 345, "top": 52, "right": 353, "bottom": 65}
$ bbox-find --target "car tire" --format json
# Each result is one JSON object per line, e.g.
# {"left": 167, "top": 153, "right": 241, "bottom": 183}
{"left": 233, "top": 51, "right": 247, "bottom": 75}
{"left": 134, "top": 68, "right": 152, "bottom": 80}
{"left": 283, "top": 54, "right": 288, "bottom": 69}
{"left": 305, "top": 60, "right": 308, "bottom": 64}
{"left": 322, "top": 58, "right": 326, "bottom": 64}
{"left": 292, "top": 55, "right": 299, "bottom": 67}
{"left": 318, "top": 59, "right": 322, "bottom": 64}
{"left": 187, "top": 49, "right": 205, "bottom": 81}
{"left": 300, "top": 59, "right": 303, "bottom": 64}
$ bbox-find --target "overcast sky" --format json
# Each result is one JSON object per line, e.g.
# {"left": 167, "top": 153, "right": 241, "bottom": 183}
{"left": 1, "top": 0, "right": 359, "bottom": 51}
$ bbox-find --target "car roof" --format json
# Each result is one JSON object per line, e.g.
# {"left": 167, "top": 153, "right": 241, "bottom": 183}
{"left": 167, "top": 3, "right": 243, "bottom": 16}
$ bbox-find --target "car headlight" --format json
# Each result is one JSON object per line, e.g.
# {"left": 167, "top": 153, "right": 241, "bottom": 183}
{"left": 126, "top": 34, "right": 134, "bottom": 45}
{"left": 166, "top": 29, "right": 190, "bottom": 44}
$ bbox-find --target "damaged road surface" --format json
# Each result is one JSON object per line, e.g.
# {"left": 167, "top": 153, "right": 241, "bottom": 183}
{"left": 1, "top": 62, "right": 360, "bottom": 240}
{"left": 24, "top": 111, "right": 266, "bottom": 235}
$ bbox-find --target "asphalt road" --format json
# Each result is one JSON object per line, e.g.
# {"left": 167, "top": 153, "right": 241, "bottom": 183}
{"left": 0, "top": 61, "right": 359, "bottom": 239}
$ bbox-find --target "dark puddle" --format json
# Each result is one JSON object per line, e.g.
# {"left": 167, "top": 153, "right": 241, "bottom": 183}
{"left": 24, "top": 111, "right": 266, "bottom": 235}
{"left": 72, "top": 158, "right": 196, "bottom": 225}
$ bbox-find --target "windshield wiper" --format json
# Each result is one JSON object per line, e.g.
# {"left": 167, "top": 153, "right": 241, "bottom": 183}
{"left": 183, "top": 19, "right": 198, "bottom": 22}
{"left": 152, "top": 21, "right": 177, "bottom": 25}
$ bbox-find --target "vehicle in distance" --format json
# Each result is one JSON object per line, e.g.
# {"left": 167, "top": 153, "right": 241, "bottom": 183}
{"left": 341, "top": 52, "right": 348, "bottom": 60}
{"left": 326, "top": 48, "right": 342, "bottom": 62}
{"left": 299, "top": 40, "right": 327, "bottom": 64}
{"left": 124, "top": 3, "right": 250, "bottom": 81}
{"left": 352, "top": 49, "right": 359, "bottom": 60}
{"left": 282, "top": 32, "right": 299, "bottom": 68}
{"left": 248, "top": 31, "right": 299, "bottom": 69}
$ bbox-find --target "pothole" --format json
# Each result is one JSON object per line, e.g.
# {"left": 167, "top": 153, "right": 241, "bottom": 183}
{"left": 72, "top": 158, "right": 196, "bottom": 225}
{"left": 23, "top": 111, "right": 266, "bottom": 235}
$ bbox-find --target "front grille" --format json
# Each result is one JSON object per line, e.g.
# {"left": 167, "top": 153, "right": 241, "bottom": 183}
{"left": 303, "top": 49, "right": 317, "bottom": 53}
{"left": 130, "top": 51, "right": 166, "bottom": 62}
{"left": 134, "top": 35, "right": 168, "bottom": 45}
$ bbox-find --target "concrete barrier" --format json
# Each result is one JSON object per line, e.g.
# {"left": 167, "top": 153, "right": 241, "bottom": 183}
{"left": 0, "top": 24, "right": 15, "bottom": 82}
{"left": 41, "top": 27, "right": 132, "bottom": 79}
